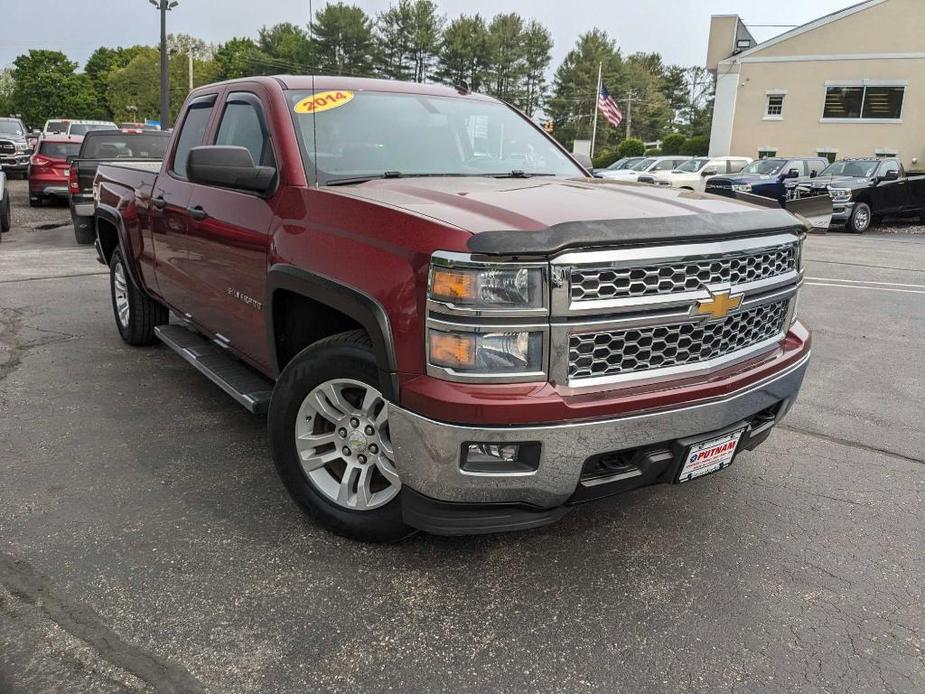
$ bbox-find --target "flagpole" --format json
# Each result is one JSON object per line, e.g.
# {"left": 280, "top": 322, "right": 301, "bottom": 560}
{"left": 590, "top": 62, "right": 602, "bottom": 158}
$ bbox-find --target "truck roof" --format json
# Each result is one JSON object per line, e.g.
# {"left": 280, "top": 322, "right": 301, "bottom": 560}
{"left": 192, "top": 75, "right": 497, "bottom": 101}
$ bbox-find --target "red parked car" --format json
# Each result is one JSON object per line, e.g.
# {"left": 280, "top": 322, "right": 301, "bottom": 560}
{"left": 92, "top": 77, "right": 813, "bottom": 541}
{"left": 29, "top": 136, "right": 83, "bottom": 207}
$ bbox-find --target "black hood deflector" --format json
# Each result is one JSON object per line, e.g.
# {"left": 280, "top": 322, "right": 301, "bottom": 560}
{"left": 466, "top": 209, "right": 804, "bottom": 257}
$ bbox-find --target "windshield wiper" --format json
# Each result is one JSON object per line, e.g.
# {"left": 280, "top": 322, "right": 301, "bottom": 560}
{"left": 326, "top": 171, "right": 404, "bottom": 186}
{"left": 491, "top": 171, "right": 558, "bottom": 179}
{"left": 326, "top": 172, "right": 495, "bottom": 186}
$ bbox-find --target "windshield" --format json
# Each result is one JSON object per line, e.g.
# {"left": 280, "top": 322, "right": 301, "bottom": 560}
{"left": 0, "top": 119, "right": 25, "bottom": 137}
{"left": 80, "top": 133, "right": 169, "bottom": 159}
{"left": 676, "top": 158, "right": 709, "bottom": 173}
{"left": 45, "top": 121, "right": 68, "bottom": 134}
{"left": 820, "top": 160, "right": 879, "bottom": 178}
{"left": 39, "top": 141, "right": 82, "bottom": 158}
{"left": 629, "top": 158, "right": 655, "bottom": 171}
{"left": 69, "top": 123, "right": 117, "bottom": 136}
{"left": 287, "top": 90, "right": 581, "bottom": 182}
{"left": 651, "top": 159, "right": 681, "bottom": 172}
{"left": 741, "top": 159, "right": 787, "bottom": 175}
{"left": 607, "top": 157, "right": 640, "bottom": 171}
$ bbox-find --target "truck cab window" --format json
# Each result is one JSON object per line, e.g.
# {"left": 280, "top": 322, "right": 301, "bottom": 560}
{"left": 878, "top": 160, "right": 900, "bottom": 178}
{"left": 215, "top": 100, "right": 275, "bottom": 168}
{"left": 172, "top": 101, "right": 214, "bottom": 178}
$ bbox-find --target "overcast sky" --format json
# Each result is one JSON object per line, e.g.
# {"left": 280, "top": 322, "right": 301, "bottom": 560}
{"left": 2, "top": 0, "right": 862, "bottom": 71}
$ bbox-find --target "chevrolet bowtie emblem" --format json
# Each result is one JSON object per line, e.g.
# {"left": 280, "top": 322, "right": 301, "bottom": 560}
{"left": 693, "top": 289, "right": 743, "bottom": 319}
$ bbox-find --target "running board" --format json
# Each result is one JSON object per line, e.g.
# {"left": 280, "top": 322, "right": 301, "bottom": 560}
{"left": 154, "top": 324, "right": 274, "bottom": 414}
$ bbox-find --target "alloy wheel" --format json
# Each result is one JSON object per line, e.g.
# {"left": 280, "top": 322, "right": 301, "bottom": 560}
{"left": 294, "top": 378, "right": 400, "bottom": 511}
{"left": 113, "top": 261, "right": 130, "bottom": 328}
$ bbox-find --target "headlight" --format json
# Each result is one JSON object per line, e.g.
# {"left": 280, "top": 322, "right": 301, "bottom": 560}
{"left": 428, "top": 254, "right": 546, "bottom": 312}
{"left": 732, "top": 184, "right": 752, "bottom": 193}
{"left": 828, "top": 187, "right": 852, "bottom": 203}
{"left": 16, "top": 142, "right": 30, "bottom": 152}
{"left": 428, "top": 327, "right": 545, "bottom": 376}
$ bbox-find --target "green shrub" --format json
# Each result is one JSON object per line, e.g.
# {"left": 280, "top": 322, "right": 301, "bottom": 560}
{"left": 661, "top": 133, "right": 686, "bottom": 155}
{"left": 681, "top": 135, "right": 710, "bottom": 156}
{"left": 592, "top": 150, "right": 621, "bottom": 169}
{"left": 617, "top": 138, "right": 646, "bottom": 158}
{"left": 645, "top": 148, "right": 662, "bottom": 156}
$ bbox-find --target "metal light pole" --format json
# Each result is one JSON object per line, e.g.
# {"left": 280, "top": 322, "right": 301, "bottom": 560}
{"left": 149, "top": 0, "right": 178, "bottom": 129}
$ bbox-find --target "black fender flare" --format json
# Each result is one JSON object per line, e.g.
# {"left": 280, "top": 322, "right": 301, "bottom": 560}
{"left": 94, "top": 205, "right": 146, "bottom": 289}
{"left": 265, "top": 265, "right": 399, "bottom": 400}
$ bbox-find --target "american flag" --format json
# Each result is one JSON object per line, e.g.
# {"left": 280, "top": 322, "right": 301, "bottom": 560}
{"left": 598, "top": 85, "right": 624, "bottom": 128}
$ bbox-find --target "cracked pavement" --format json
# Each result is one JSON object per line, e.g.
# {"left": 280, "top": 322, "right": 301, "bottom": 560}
{"left": 0, "top": 178, "right": 923, "bottom": 692}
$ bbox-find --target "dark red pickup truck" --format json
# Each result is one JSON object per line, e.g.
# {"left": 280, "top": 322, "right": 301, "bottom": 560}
{"left": 93, "top": 76, "right": 811, "bottom": 541}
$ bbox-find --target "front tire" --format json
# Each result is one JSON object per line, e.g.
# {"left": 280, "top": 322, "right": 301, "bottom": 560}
{"left": 848, "top": 202, "right": 872, "bottom": 233}
{"left": 268, "top": 330, "right": 411, "bottom": 543}
{"left": 109, "top": 247, "right": 168, "bottom": 345}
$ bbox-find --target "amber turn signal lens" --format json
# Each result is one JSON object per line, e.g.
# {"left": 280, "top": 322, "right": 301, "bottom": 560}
{"left": 429, "top": 331, "right": 476, "bottom": 369}
{"left": 430, "top": 269, "right": 477, "bottom": 303}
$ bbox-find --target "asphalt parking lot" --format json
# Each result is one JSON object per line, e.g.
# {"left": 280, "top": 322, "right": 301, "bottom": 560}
{"left": 1, "top": 177, "right": 923, "bottom": 693}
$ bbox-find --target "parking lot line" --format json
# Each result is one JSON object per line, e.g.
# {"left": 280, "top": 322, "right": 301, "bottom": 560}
{"left": 805, "top": 281, "right": 925, "bottom": 295}
{"left": 805, "top": 276, "right": 925, "bottom": 289}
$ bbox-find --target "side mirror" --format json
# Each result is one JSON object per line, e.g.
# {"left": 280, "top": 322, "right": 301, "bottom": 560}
{"left": 786, "top": 168, "right": 801, "bottom": 178}
{"left": 701, "top": 167, "right": 718, "bottom": 177}
{"left": 572, "top": 152, "right": 593, "bottom": 172}
{"left": 882, "top": 169, "right": 900, "bottom": 181}
{"left": 187, "top": 145, "right": 276, "bottom": 194}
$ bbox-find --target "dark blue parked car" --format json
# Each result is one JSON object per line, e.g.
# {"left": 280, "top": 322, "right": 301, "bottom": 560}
{"left": 705, "top": 157, "right": 829, "bottom": 205}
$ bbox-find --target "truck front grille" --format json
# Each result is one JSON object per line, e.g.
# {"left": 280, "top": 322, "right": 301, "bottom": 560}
{"left": 570, "top": 246, "right": 796, "bottom": 302}
{"left": 568, "top": 299, "right": 789, "bottom": 380}
{"left": 0, "top": 141, "right": 15, "bottom": 154}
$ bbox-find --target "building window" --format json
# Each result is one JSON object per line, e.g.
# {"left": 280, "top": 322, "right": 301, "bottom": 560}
{"left": 817, "top": 150, "right": 838, "bottom": 163}
{"left": 766, "top": 94, "right": 784, "bottom": 117}
{"left": 758, "top": 149, "right": 777, "bottom": 159}
{"left": 823, "top": 84, "right": 905, "bottom": 121}
{"left": 875, "top": 149, "right": 899, "bottom": 159}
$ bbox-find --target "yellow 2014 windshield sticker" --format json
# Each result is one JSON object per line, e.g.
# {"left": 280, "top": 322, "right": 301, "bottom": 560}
{"left": 294, "top": 91, "right": 355, "bottom": 114}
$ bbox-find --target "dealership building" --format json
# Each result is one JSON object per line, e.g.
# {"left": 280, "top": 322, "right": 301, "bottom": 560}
{"left": 707, "top": 0, "right": 925, "bottom": 169}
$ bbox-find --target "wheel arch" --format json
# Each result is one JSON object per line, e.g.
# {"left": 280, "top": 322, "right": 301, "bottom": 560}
{"left": 95, "top": 204, "right": 153, "bottom": 291}
{"left": 266, "top": 265, "right": 399, "bottom": 401}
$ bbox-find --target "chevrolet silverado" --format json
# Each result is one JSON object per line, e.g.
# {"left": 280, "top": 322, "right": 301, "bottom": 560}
{"left": 92, "top": 76, "right": 812, "bottom": 541}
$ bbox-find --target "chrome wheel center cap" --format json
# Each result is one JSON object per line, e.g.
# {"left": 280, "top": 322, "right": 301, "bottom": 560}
{"left": 347, "top": 430, "right": 369, "bottom": 454}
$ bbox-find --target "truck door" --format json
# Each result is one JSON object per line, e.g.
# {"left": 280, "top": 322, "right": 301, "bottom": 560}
{"left": 182, "top": 90, "right": 277, "bottom": 370}
{"left": 150, "top": 94, "right": 217, "bottom": 311}
{"left": 873, "top": 160, "right": 905, "bottom": 215}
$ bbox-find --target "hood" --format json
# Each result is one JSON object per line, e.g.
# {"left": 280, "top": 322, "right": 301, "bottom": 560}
{"left": 786, "top": 175, "right": 870, "bottom": 190}
{"left": 0, "top": 128, "right": 27, "bottom": 144}
{"left": 712, "top": 173, "right": 780, "bottom": 185}
{"left": 330, "top": 176, "right": 804, "bottom": 254}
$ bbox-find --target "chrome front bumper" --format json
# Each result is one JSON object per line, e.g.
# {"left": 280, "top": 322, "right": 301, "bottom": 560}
{"left": 831, "top": 202, "right": 854, "bottom": 222}
{"left": 390, "top": 352, "right": 810, "bottom": 507}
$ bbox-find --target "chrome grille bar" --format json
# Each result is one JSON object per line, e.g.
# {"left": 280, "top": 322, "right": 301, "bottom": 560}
{"left": 568, "top": 299, "right": 788, "bottom": 380}
{"left": 549, "top": 232, "right": 804, "bottom": 388}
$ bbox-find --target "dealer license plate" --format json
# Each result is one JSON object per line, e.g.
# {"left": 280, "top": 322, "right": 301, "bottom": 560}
{"left": 677, "top": 429, "right": 745, "bottom": 483}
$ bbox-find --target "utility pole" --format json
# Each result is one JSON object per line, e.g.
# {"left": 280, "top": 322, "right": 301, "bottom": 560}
{"left": 623, "top": 91, "right": 638, "bottom": 140}
{"left": 149, "top": 0, "right": 179, "bottom": 129}
{"left": 188, "top": 45, "right": 194, "bottom": 92}
{"left": 590, "top": 62, "right": 602, "bottom": 158}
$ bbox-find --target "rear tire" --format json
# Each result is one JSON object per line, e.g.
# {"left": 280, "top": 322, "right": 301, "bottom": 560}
{"left": 268, "top": 330, "right": 412, "bottom": 543}
{"left": 109, "top": 247, "right": 168, "bottom": 346}
{"left": 848, "top": 203, "right": 871, "bottom": 233}
{"left": 0, "top": 195, "right": 10, "bottom": 233}
{"left": 74, "top": 216, "right": 95, "bottom": 245}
